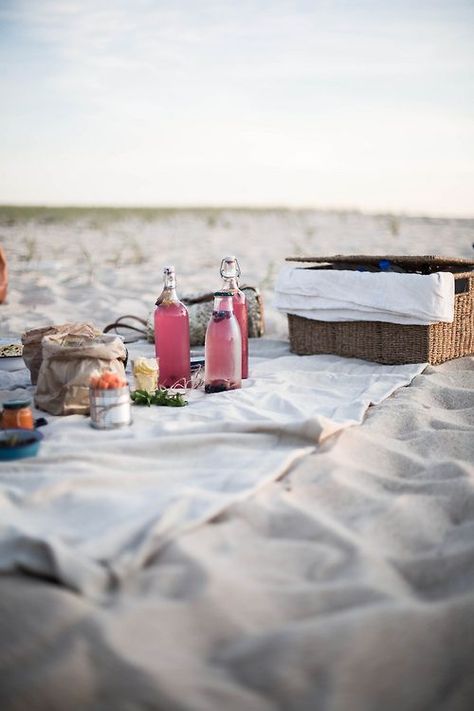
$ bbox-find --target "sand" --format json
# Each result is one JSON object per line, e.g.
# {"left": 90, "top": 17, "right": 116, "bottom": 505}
{"left": 0, "top": 208, "right": 473, "bottom": 710}
{"left": 1, "top": 207, "right": 473, "bottom": 337}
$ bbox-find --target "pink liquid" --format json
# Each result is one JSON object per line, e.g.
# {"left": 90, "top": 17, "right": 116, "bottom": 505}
{"left": 232, "top": 291, "right": 248, "bottom": 379}
{"left": 205, "top": 310, "right": 242, "bottom": 393}
{"left": 154, "top": 302, "right": 190, "bottom": 388}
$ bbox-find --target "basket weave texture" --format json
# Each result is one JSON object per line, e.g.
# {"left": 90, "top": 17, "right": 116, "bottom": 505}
{"left": 286, "top": 255, "right": 474, "bottom": 365}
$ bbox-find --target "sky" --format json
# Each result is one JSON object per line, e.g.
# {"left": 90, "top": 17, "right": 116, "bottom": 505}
{"left": 0, "top": 0, "right": 473, "bottom": 215}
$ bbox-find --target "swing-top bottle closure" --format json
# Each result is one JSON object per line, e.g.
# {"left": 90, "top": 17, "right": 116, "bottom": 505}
{"left": 156, "top": 265, "right": 178, "bottom": 305}
{"left": 220, "top": 256, "right": 241, "bottom": 280}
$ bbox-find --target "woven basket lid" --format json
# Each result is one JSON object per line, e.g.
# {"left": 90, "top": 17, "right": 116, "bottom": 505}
{"left": 285, "top": 254, "right": 474, "bottom": 268}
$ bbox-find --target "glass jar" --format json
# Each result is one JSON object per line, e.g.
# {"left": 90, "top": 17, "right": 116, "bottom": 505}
{"left": 89, "top": 386, "right": 132, "bottom": 429}
{"left": 1, "top": 398, "right": 34, "bottom": 429}
{"left": 132, "top": 357, "right": 159, "bottom": 394}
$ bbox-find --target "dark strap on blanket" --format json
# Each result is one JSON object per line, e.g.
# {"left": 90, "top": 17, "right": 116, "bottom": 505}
{"left": 103, "top": 315, "right": 148, "bottom": 343}
{"left": 182, "top": 285, "right": 260, "bottom": 305}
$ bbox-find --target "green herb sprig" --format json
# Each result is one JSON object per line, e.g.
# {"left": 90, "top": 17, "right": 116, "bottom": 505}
{"left": 131, "top": 388, "right": 188, "bottom": 408}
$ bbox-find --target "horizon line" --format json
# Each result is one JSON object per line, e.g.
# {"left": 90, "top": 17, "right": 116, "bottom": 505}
{"left": 0, "top": 203, "right": 473, "bottom": 221}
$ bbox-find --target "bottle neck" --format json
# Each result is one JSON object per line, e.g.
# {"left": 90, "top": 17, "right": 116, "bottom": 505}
{"left": 164, "top": 269, "right": 176, "bottom": 289}
{"left": 213, "top": 294, "right": 234, "bottom": 313}
{"left": 158, "top": 269, "right": 178, "bottom": 304}
{"left": 221, "top": 275, "right": 239, "bottom": 292}
{"left": 161, "top": 286, "right": 178, "bottom": 304}
{"left": 220, "top": 257, "right": 241, "bottom": 293}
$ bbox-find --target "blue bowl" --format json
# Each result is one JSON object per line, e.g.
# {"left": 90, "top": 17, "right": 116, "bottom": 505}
{"left": 0, "top": 429, "right": 43, "bottom": 461}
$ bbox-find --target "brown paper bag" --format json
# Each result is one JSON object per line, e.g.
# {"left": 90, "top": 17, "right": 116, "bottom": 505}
{"left": 22, "top": 323, "right": 99, "bottom": 384}
{"left": 35, "top": 334, "right": 127, "bottom": 416}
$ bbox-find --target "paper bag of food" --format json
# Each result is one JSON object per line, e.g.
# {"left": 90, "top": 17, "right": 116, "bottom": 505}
{"left": 22, "top": 323, "right": 100, "bottom": 384}
{"left": 35, "top": 333, "right": 127, "bottom": 415}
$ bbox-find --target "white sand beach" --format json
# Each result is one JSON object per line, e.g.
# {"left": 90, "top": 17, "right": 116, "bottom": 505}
{"left": 1, "top": 207, "right": 474, "bottom": 337}
{"left": 0, "top": 208, "right": 473, "bottom": 710}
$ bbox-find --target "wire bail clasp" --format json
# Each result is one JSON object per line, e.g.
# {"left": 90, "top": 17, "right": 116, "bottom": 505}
{"left": 220, "top": 256, "right": 241, "bottom": 278}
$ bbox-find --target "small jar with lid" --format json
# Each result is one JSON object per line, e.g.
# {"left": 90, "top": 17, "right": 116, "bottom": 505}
{"left": 1, "top": 398, "right": 35, "bottom": 430}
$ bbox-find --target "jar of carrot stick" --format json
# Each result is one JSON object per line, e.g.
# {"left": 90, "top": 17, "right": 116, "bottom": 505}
{"left": 1, "top": 398, "right": 34, "bottom": 430}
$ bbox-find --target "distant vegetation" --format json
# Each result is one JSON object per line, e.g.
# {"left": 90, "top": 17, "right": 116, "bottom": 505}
{"left": 0, "top": 205, "right": 471, "bottom": 228}
{"left": 0, "top": 205, "right": 197, "bottom": 226}
{"left": 0, "top": 204, "right": 305, "bottom": 227}
{"left": 0, "top": 204, "right": 365, "bottom": 228}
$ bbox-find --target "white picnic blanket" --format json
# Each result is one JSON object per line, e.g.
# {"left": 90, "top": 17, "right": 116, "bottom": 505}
{"left": 275, "top": 266, "right": 455, "bottom": 324}
{"left": 0, "top": 341, "right": 425, "bottom": 597}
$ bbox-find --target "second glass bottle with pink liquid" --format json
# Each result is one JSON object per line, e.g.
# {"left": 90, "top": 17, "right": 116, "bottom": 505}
{"left": 154, "top": 266, "right": 191, "bottom": 388}
{"left": 205, "top": 291, "right": 242, "bottom": 393}
{"left": 220, "top": 256, "right": 248, "bottom": 379}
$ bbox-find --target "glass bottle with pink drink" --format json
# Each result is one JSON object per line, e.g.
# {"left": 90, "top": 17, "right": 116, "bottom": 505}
{"left": 205, "top": 291, "right": 242, "bottom": 393}
{"left": 220, "top": 256, "right": 248, "bottom": 379}
{"left": 154, "top": 266, "right": 190, "bottom": 388}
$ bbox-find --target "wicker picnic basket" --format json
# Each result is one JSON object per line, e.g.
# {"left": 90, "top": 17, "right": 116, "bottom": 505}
{"left": 286, "top": 255, "right": 474, "bottom": 365}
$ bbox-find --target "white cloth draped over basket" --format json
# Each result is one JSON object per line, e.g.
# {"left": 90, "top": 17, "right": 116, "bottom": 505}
{"left": 275, "top": 266, "right": 455, "bottom": 325}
